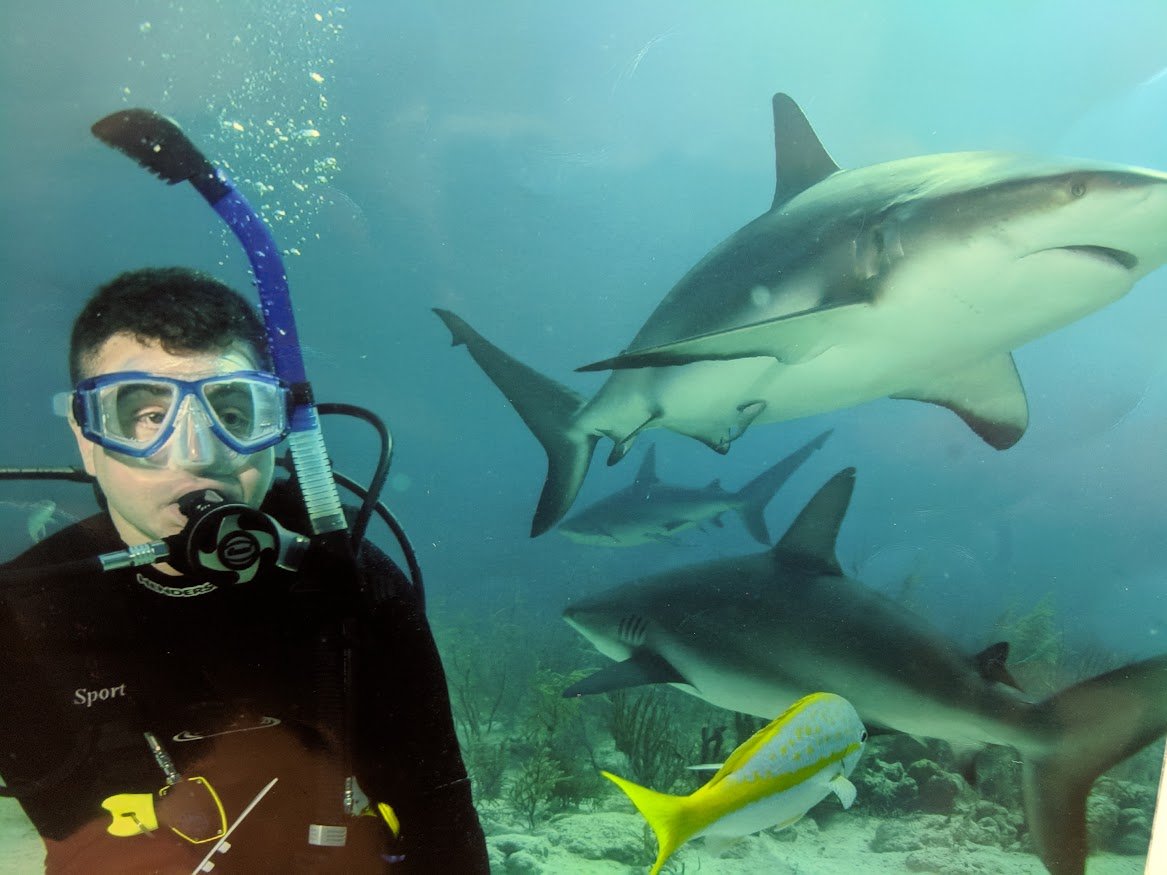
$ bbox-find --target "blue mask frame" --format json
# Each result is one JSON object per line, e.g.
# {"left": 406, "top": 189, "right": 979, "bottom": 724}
{"left": 71, "top": 370, "right": 291, "bottom": 458}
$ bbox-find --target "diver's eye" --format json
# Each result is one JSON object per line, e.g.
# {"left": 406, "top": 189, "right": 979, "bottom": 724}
{"left": 1070, "top": 181, "right": 1087, "bottom": 198}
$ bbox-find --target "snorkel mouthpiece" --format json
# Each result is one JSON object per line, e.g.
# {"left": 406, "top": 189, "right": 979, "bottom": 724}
{"left": 92, "top": 109, "right": 346, "bottom": 536}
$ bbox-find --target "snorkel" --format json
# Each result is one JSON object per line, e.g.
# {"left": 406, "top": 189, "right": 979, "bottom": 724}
{"left": 0, "top": 111, "right": 423, "bottom": 591}
{"left": 90, "top": 109, "right": 347, "bottom": 539}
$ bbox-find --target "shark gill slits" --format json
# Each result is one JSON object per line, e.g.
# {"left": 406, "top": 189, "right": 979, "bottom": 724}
{"left": 618, "top": 614, "right": 648, "bottom": 645}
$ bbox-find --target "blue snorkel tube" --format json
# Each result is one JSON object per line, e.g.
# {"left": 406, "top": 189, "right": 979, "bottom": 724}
{"left": 91, "top": 109, "right": 347, "bottom": 538}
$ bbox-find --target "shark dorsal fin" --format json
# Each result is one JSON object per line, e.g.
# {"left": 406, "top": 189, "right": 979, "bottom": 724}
{"left": 771, "top": 93, "right": 840, "bottom": 210}
{"left": 633, "top": 445, "right": 659, "bottom": 488}
{"left": 772, "top": 468, "right": 855, "bottom": 574}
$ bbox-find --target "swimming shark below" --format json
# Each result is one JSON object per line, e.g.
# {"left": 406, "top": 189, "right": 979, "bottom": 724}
{"left": 557, "top": 429, "right": 830, "bottom": 546}
{"left": 435, "top": 92, "right": 1167, "bottom": 536}
{"left": 561, "top": 469, "right": 1167, "bottom": 875}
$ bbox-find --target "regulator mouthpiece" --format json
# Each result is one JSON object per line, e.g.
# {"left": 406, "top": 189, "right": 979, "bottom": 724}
{"left": 165, "top": 489, "right": 308, "bottom": 584}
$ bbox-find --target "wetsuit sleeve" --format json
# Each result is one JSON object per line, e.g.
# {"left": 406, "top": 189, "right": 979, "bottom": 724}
{"left": 353, "top": 549, "right": 489, "bottom": 873}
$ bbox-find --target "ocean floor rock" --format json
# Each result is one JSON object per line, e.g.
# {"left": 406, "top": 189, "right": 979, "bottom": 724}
{"left": 551, "top": 812, "right": 645, "bottom": 865}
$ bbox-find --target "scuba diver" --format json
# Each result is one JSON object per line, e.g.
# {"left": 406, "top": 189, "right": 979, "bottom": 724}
{"left": 0, "top": 269, "right": 488, "bottom": 873}
{"left": 0, "top": 110, "right": 489, "bottom": 874}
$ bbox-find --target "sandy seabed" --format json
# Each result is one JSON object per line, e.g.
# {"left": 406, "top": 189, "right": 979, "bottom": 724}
{"left": 481, "top": 806, "right": 1147, "bottom": 875}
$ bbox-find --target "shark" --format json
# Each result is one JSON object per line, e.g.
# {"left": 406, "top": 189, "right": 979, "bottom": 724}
{"left": 435, "top": 93, "right": 1167, "bottom": 536}
{"left": 561, "top": 469, "right": 1167, "bottom": 875}
{"left": 557, "top": 429, "right": 830, "bottom": 546}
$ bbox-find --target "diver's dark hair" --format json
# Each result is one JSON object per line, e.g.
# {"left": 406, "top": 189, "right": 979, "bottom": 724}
{"left": 70, "top": 267, "right": 271, "bottom": 382}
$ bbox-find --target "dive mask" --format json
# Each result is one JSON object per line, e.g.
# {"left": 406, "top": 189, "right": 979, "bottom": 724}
{"left": 63, "top": 371, "right": 291, "bottom": 461}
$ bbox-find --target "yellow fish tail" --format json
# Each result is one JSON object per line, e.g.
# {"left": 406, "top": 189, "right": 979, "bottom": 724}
{"left": 601, "top": 770, "right": 692, "bottom": 874}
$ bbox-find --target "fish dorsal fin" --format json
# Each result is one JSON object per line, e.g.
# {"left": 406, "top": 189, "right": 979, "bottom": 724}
{"left": 973, "top": 641, "right": 1023, "bottom": 691}
{"left": 772, "top": 468, "right": 854, "bottom": 575}
{"left": 633, "top": 445, "right": 659, "bottom": 488}
{"left": 771, "top": 93, "right": 840, "bottom": 210}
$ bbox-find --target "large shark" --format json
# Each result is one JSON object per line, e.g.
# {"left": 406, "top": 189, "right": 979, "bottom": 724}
{"left": 558, "top": 429, "right": 830, "bottom": 546}
{"left": 560, "top": 469, "right": 1167, "bottom": 875}
{"left": 435, "top": 93, "right": 1167, "bottom": 535}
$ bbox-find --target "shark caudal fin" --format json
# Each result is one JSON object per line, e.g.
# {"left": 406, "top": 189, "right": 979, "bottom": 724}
{"left": 732, "top": 429, "right": 832, "bottom": 544}
{"left": 434, "top": 309, "right": 598, "bottom": 536}
{"left": 601, "top": 770, "right": 694, "bottom": 875}
{"left": 1023, "top": 654, "right": 1167, "bottom": 875}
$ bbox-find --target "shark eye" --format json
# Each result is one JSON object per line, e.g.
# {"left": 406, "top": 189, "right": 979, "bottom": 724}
{"left": 1070, "top": 181, "right": 1087, "bottom": 199}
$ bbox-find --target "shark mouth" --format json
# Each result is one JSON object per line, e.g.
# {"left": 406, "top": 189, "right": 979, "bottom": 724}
{"left": 1046, "top": 245, "right": 1139, "bottom": 270}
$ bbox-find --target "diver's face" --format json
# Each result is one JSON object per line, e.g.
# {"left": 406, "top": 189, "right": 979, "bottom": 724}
{"left": 70, "top": 332, "right": 276, "bottom": 551}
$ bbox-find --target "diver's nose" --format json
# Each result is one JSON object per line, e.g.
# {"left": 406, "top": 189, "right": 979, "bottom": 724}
{"left": 166, "top": 397, "right": 231, "bottom": 472}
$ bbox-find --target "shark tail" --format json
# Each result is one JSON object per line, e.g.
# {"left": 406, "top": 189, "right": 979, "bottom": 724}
{"left": 434, "top": 309, "right": 598, "bottom": 536}
{"left": 732, "top": 429, "right": 832, "bottom": 544}
{"left": 601, "top": 770, "right": 695, "bottom": 875}
{"left": 1023, "top": 654, "right": 1167, "bottom": 875}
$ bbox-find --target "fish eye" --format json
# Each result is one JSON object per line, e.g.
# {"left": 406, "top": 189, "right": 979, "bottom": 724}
{"left": 860, "top": 730, "right": 868, "bottom": 742}
{"left": 1070, "top": 180, "right": 1087, "bottom": 198}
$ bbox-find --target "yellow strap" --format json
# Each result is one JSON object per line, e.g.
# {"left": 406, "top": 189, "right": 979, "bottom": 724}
{"left": 376, "top": 802, "right": 401, "bottom": 837}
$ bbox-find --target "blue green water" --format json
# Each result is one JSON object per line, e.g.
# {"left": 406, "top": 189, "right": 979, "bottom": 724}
{"left": 2, "top": 2, "right": 1166, "bottom": 872}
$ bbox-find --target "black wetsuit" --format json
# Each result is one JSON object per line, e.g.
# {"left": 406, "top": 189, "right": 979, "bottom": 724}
{"left": 0, "top": 483, "right": 488, "bottom": 873}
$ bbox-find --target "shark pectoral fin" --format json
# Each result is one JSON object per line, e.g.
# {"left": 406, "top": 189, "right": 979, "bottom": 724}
{"left": 576, "top": 304, "right": 862, "bottom": 372}
{"left": 829, "top": 774, "right": 857, "bottom": 809}
{"left": 561, "top": 651, "right": 689, "bottom": 698}
{"left": 890, "top": 353, "right": 1028, "bottom": 450}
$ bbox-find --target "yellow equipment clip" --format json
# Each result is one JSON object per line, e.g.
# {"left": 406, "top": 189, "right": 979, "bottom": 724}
{"left": 101, "top": 793, "right": 159, "bottom": 836}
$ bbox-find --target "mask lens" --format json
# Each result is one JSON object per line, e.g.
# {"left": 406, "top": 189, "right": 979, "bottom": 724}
{"left": 100, "top": 379, "right": 180, "bottom": 453}
{"left": 202, "top": 376, "right": 286, "bottom": 450}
